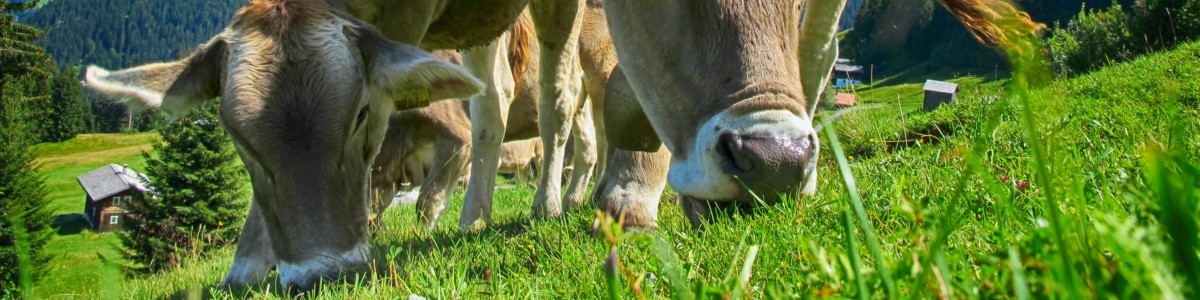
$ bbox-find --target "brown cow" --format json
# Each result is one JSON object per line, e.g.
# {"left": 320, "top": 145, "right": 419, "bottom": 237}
{"left": 596, "top": 0, "right": 1041, "bottom": 227}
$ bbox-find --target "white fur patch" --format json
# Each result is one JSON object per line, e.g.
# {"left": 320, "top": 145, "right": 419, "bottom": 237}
{"left": 277, "top": 242, "right": 369, "bottom": 288}
{"left": 667, "top": 110, "right": 815, "bottom": 201}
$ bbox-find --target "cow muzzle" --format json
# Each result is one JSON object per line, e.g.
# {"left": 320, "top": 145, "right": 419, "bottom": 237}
{"left": 668, "top": 109, "right": 818, "bottom": 204}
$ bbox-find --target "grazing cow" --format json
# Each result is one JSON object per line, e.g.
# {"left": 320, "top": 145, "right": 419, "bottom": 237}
{"left": 83, "top": 0, "right": 591, "bottom": 290}
{"left": 367, "top": 14, "right": 597, "bottom": 228}
{"left": 594, "top": 0, "right": 1042, "bottom": 227}
{"left": 334, "top": 0, "right": 592, "bottom": 233}
{"left": 372, "top": 137, "right": 543, "bottom": 209}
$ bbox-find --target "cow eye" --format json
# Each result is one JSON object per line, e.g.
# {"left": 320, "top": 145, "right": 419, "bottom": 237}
{"left": 355, "top": 106, "right": 369, "bottom": 129}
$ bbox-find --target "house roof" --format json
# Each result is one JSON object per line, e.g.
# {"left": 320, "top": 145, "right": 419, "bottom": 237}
{"left": 77, "top": 164, "right": 151, "bottom": 201}
{"left": 923, "top": 80, "right": 959, "bottom": 94}
{"left": 833, "top": 63, "right": 864, "bottom": 74}
{"left": 835, "top": 93, "right": 857, "bottom": 106}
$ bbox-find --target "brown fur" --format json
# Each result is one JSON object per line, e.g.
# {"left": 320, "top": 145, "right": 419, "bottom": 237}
{"left": 234, "top": 0, "right": 330, "bottom": 38}
{"left": 507, "top": 10, "right": 535, "bottom": 94}
{"left": 937, "top": 0, "right": 1045, "bottom": 53}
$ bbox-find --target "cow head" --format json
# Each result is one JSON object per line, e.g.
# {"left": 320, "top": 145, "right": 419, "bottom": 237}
{"left": 604, "top": 0, "right": 830, "bottom": 207}
{"left": 83, "top": 0, "right": 481, "bottom": 290}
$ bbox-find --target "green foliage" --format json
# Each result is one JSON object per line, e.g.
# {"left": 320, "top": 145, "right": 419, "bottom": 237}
{"left": 1134, "top": 0, "right": 1200, "bottom": 50}
{"left": 122, "top": 101, "right": 247, "bottom": 272}
{"left": 0, "top": 2, "right": 59, "bottom": 296}
{"left": 0, "top": 76, "right": 54, "bottom": 298}
{"left": 1046, "top": 1, "right": 1200, "bottom": 76}
{"left": 1048, "top": 5, "right": 1138, "bottom": 76}
{"left": 43, "top": 66, "right": 94, "bottom": 142}
{"left": 3, "top": 1, "right": 95, "bottom": 143}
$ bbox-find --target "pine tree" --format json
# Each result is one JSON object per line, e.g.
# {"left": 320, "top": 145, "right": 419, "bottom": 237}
{"left": 44, "top": 66, "right": 94, "bottom": 142}
{"left": 122, "top": 100, "right": 248, "bottom": 272}
{"left": 0, "top": 75, "right": 54, "bottom": 298}
{"left": 0, "top": 1, "right": 56, "bottom": 296}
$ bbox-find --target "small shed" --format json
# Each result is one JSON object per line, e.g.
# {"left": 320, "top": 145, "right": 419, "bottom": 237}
{"left": 832, "top": 60, "right": 864, "bottom": 89}
{"left": 77, "top": 164, "right": 151, "bottom": 232}
{"left": 835, "top": 93, "right": 857, "bottom": 107}
{"left": 923, "top": 80, "right": 959, "bottom": 111}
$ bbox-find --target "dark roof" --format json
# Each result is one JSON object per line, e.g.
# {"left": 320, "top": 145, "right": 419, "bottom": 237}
{"left": 835, "top": 93, "right": 857, "bottom": 106}
{"left": 77, "top": 164, "right": 151, "bottom": 201}
{"left": 923, "top": 80, "right": 959, "bottom": 94}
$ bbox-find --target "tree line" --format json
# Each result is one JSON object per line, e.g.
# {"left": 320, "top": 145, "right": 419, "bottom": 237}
{"left": 842, "top": 0, "right": 1199, "bottom": 76}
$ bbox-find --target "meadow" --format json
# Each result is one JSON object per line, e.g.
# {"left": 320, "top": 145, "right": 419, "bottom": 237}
{"left": 29, "top": 40, "right": 1200, "bottom": 298}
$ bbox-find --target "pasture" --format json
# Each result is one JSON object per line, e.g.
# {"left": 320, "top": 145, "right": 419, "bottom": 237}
{"left": 31, "top": 41, "right": 1200, "bottom": 298}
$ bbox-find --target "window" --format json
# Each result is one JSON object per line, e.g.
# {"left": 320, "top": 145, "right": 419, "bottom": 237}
{"left": 109, "top": 216, "right": 119, "bottom": 224}
{"left": 123, "top": 196, "right": 132, "bottom": 205}
{"left": 112, "top": 197, "right": 121, "bottom": 205}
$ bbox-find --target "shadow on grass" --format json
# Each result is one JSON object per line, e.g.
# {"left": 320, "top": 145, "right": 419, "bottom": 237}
{"left": 52, "top": 213, "right": 88, "bottom": 235}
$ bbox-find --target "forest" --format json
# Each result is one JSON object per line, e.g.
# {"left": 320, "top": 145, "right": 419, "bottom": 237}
{"left": 21, "top": 0, "right": 242, "bottom": 133}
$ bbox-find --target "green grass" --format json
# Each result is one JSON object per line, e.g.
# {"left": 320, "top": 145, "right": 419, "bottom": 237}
{"left": 33, "top": 40, "right": 1200, "bottom": 298}
{"left": 31, "top": 133, "right": 158, "bottom": 299}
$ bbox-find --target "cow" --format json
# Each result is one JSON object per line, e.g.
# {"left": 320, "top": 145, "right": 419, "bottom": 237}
{"left": 367, "top": 14, "right": 597, "bottom": 229}
{"left": 592, "top": 0, "right": 1041, "bottom": 229}
{"left": 373, "top": 137, "right": 543, "bottom": 209}
{"left": 82, "top": 0, "right": 593, "bottom": 290}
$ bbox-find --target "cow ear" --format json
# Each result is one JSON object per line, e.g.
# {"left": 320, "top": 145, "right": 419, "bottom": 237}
{"left": 797, "top": 0, "right": 847, "bottom": 117}
{"left": 84, "top": 37, "right": 226, "bottom": 118}
{"left": 356, "top": 26, "right": 483, "bottom": 110}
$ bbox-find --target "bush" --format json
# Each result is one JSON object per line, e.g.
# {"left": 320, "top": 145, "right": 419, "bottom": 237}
{"left": 1047, "top": 4, "right": 1138, "bottom": 76}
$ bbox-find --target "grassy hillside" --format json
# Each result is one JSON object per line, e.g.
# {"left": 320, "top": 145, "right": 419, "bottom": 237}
{"left": 30, "top": 133, "right": 157, "bottom": 299}
{"left": 35, "top": 40, "right": 1200, "bottom": 298}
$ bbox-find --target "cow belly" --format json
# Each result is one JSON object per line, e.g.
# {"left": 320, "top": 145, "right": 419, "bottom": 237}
{"left": 422, "top": 0, "right": 532, "bottom": 49}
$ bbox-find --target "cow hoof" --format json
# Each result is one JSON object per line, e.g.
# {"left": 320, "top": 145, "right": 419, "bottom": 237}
{"left": 219, "top": 253, "right": 276, "bottom": 289}
{"left": 277, "top": 245, "right": 370, "bottom": 292}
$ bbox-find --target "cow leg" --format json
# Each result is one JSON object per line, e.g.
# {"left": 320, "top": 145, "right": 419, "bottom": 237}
{"left": 588, "top": 85, "right": 611, "bottom": 177}
{"left": 220, "top": 202, "right": 276, "bottom": 287}
{"left": 563, "top": 91, "right": 597, "bottom": 211}
{"left": 530, "top": 0, "right": 586, "bottom": 218}
{"left": 592, "top": 146, "right": 670, "bottom": 230}
{"left": 459, "top": 37, "right": 515, "bottom": 230}
{"left": 417, "top": 137, "right": 471, "bottom": 230}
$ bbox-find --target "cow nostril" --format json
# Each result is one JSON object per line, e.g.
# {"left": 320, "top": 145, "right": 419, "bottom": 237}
{"left": 718, "top": 133, "right": 756, "bottom": 174}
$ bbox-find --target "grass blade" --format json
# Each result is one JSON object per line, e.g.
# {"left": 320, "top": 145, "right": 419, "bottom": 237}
{"left": 842, "top": 210, "right": 869, "bottom": 300}
{"left": 1008, "top": 246, "right": 1031, "bottom": 300}
{"left": 821, "top": 120, "right": 897, "bottom": 298}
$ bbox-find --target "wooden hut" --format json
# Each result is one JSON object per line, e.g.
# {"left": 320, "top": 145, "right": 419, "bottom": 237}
{"left": 923, "top": 80, "right": 959, "bottom": 111}
{"left": 77, "top": 164, "right": 151, "bottom": 232}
